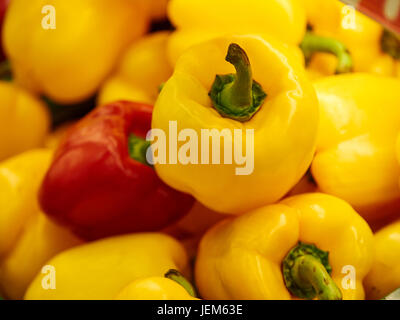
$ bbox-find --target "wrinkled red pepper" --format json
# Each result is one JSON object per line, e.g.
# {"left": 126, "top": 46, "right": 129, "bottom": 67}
{"left": 39, "top": 101, "right": 194, "bottom": 240}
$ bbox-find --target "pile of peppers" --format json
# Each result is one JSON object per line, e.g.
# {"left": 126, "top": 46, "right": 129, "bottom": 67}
{"left": 0, "top": 0, "right": 400, "bottom": 301}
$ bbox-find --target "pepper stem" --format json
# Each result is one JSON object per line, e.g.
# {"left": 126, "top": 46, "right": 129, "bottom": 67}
{"left": 209, "top": 43, "right": 267, "bottom": 122}
{"left": 292, "top": 255, "right": 342, "bottom": 300}
{"left": 382, "top": 288, "right": 400, "bottom": 300}
{"left": 282, "top": 242, "right": 342, "bottom": 300}
{"left": 300, "top": 31, "right": 353, "bottom": 74}
{"left": 128, "top": 133, "right": 152, "bottom": 167}
{"left": 219, "top": 44, "right": 253, "bottom": 109}
{"left": 164, "top": 269, "right": 198, "bottom": 298}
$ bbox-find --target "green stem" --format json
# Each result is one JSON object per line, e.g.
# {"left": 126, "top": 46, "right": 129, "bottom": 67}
{"left": 219, "top": 44, "right": 253, "bottom": 109}
{"left": 128, "top": 133, "right": 152, "bottom": 167}
{"left": 164, "top": 269, "right": 198, "bottom": 298}
{"left": 382, "top": 288, "right": 400, "bottom": 300}
{"left": 381, "top": 29, "right": 400, "bottom": 60}
{"left": 282, "top": 242, "right": 342, "bottom": 300}
{"left": 209, "top": 43, "right": 267, "bottom": 122}
{"left": 300, "top": 31, "right": 353, "bottom": 74}
{"left": 292, "top": 255, "right": 342, "bottom": 300}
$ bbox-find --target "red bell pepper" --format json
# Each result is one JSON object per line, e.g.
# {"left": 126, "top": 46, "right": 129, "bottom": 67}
{"left": 0, "top": 0, "right": 9, "bottom": 61}
{"left": 39, "top": 101, "right": 194, "bottom": 240}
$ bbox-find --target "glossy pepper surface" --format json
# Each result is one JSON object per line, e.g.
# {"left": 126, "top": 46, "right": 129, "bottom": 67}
{"left": 364, "top": 220, "right": 400, "bottom": 300}
{"left": 195, "top": 193, "right": 373, "bottom": 300}
{"left": 25, "top": 233, "right": 188, "bottom": 300}
{"left": 0, "top": 149, "right": 81, "bottom": 299}
{"left": 115, "top": 269, "right": 198, "bottom": 300}
{"left": 98, "top": 32, "right": 172, "bottom": 105}
{"left": 39, "top": 101, "right": 194, "bottom": 240}
{"left": 3, "top": 0, "right": 149, "bottom": 103}
{"left": 152, "top": 35, "right": 318, "bottom": 214}
{"left": 0, "top": 81, "right": 49, "bottom": 161}
{"left": 311, "top": 74, "right": 400, "bottom": 225}
{"left": 303, "top": 0, "right": 400, "bottom": 78}
{"left": 167, "top": 0, "right": 307, "bottom": 64}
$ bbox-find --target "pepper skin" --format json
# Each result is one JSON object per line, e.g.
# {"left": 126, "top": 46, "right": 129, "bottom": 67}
{"left": 39, "top": 101, "right": 194, "bottom": 240}
{"left": 364, "top": 220, "right": 400, "bottom": 300}
{"left": 0, "top": 149, "right": 81, "bottom": 299}
{"left": 167, "top": 0, "right": 307, "bottom": 65}
{"left": 115, "top": 270, "right": 198, "bottom": 300}
{"left": 146, "top": 0, "right": 170, "bottom": 21}
{"left": 195, "top": 193, "right": 373, "bottom": 300}
{"left": 152, "top": 35, "right": 318, "bottom": 214}
{"left": 25, "top": 233, "right": 188, "bottom": 300}
{"left": 98, "top": 32, "right": 172, "bottom": 105}
{"left": 303, "top": 0, "right": 400, "bottom": 78}
{"left": 311, "top": 74, "right": 400, "bottom": 226}
{"left": 164, "top": 202, "right": 225, "bottom": 259}
{"left": 3, "top": 0, "right": 149, "bottom": 104}
{"left": 0, "top": 81, "right": 50, "bottom": 161}
{"left": 0, "top": 0, "right": 9, "bottom": 60}
{"left": 44, "top": 122, "right": 76, "bottom": 150}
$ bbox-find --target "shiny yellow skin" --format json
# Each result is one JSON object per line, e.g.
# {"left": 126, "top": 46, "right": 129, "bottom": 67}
{"left": 115, "top": 277, "right": 197, "bottom": 300}
{"left": 195, "top": 193, "right": 373, "bottom": 300}
{"left": 25, "top": 233, "right": 188, "bottom": 300}
{"left": 0, "top": 81, "right": 50, "bottom": 161}
{"left": 3, "top": 0, "right": 149, "bottom": 104}
{"left": 0, "top": 149, "right": 82, "bottom": 299}
{"left": 303, "top": 0, "right": 399, "bottom": 78}
{"left": 364, "top": 220, "right": 400, "bottom": 300}
{"left": 153, "top": 35, "right": 319, "bottom": 214}
{"left": 312, "top": 74, "right": 400, "bottom": 224}
{"left": 98, "top": 32, "right": 172, "bottom": 105}
{"left": 167, "top": 0, "right": 306, "bottom": 65}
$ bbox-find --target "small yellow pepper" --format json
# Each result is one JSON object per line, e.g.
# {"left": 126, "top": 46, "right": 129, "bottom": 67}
{"left": 167, "top": 0, "right": 307, "bottom": 65}
{"left": 195, "top": 193, "right": 373, "bottom": 300}
{"left": 153, "top": 35, "right": 318, "bottom": 214}
{"left": 311, "top": 74, "right": 400, "bottom": 225}
{"left": 302, "top": 0, "right": 400, "bottom": 78}
{"left": 364, "top": 220, "right": 400, "bottom": 300}
{"left": 3, "top": 0, "right": 149, "bottom": 104}
{"left": 0, "top": 81, "right": 50, "bottom": 161}
{"left": 115, "top": 270, "right": 198, "bottom": 300}
{"left": 0, "top": 149, "right": 82, "bottom": 299}
{"left": 98, "top": 31, "right": 172, "bottom": 105}
{"left": 25, "top": 233, "right": 188, "bottom": 300}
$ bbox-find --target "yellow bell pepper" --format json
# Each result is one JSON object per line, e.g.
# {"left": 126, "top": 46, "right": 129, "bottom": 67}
{"left": 115, "top": 269, "right": 198, "bottom": 300}
{"left": 167, "top": 0, "right": 307, "bottom": 65}
{"left": 302, "top": 0, "right": 400, "bottom": 78}
{"left": 3, "top": 0, "right": 149, "bottom": 104}
{"left": 98, "top": 31, "right": 172, "bottom": 105}
{"left": 195, "top": 193, "right": 373, "bottom": 300}
{"left": 0, "top": 149, "right": 82, "bottom": 299}
{"left": 311, "top": 74, "right": 400, "bottom": 226}
{"left": 152, "top": 35, "right": 318, "bottom": 214}
{"left": 0, "top": 81, "right": 50, "bottom": 161}
{"left": 25, "top": 233, "right": 188, "bottom": 300}
{"left": 364, "top": 220, "right": 400, "bottom": 300}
